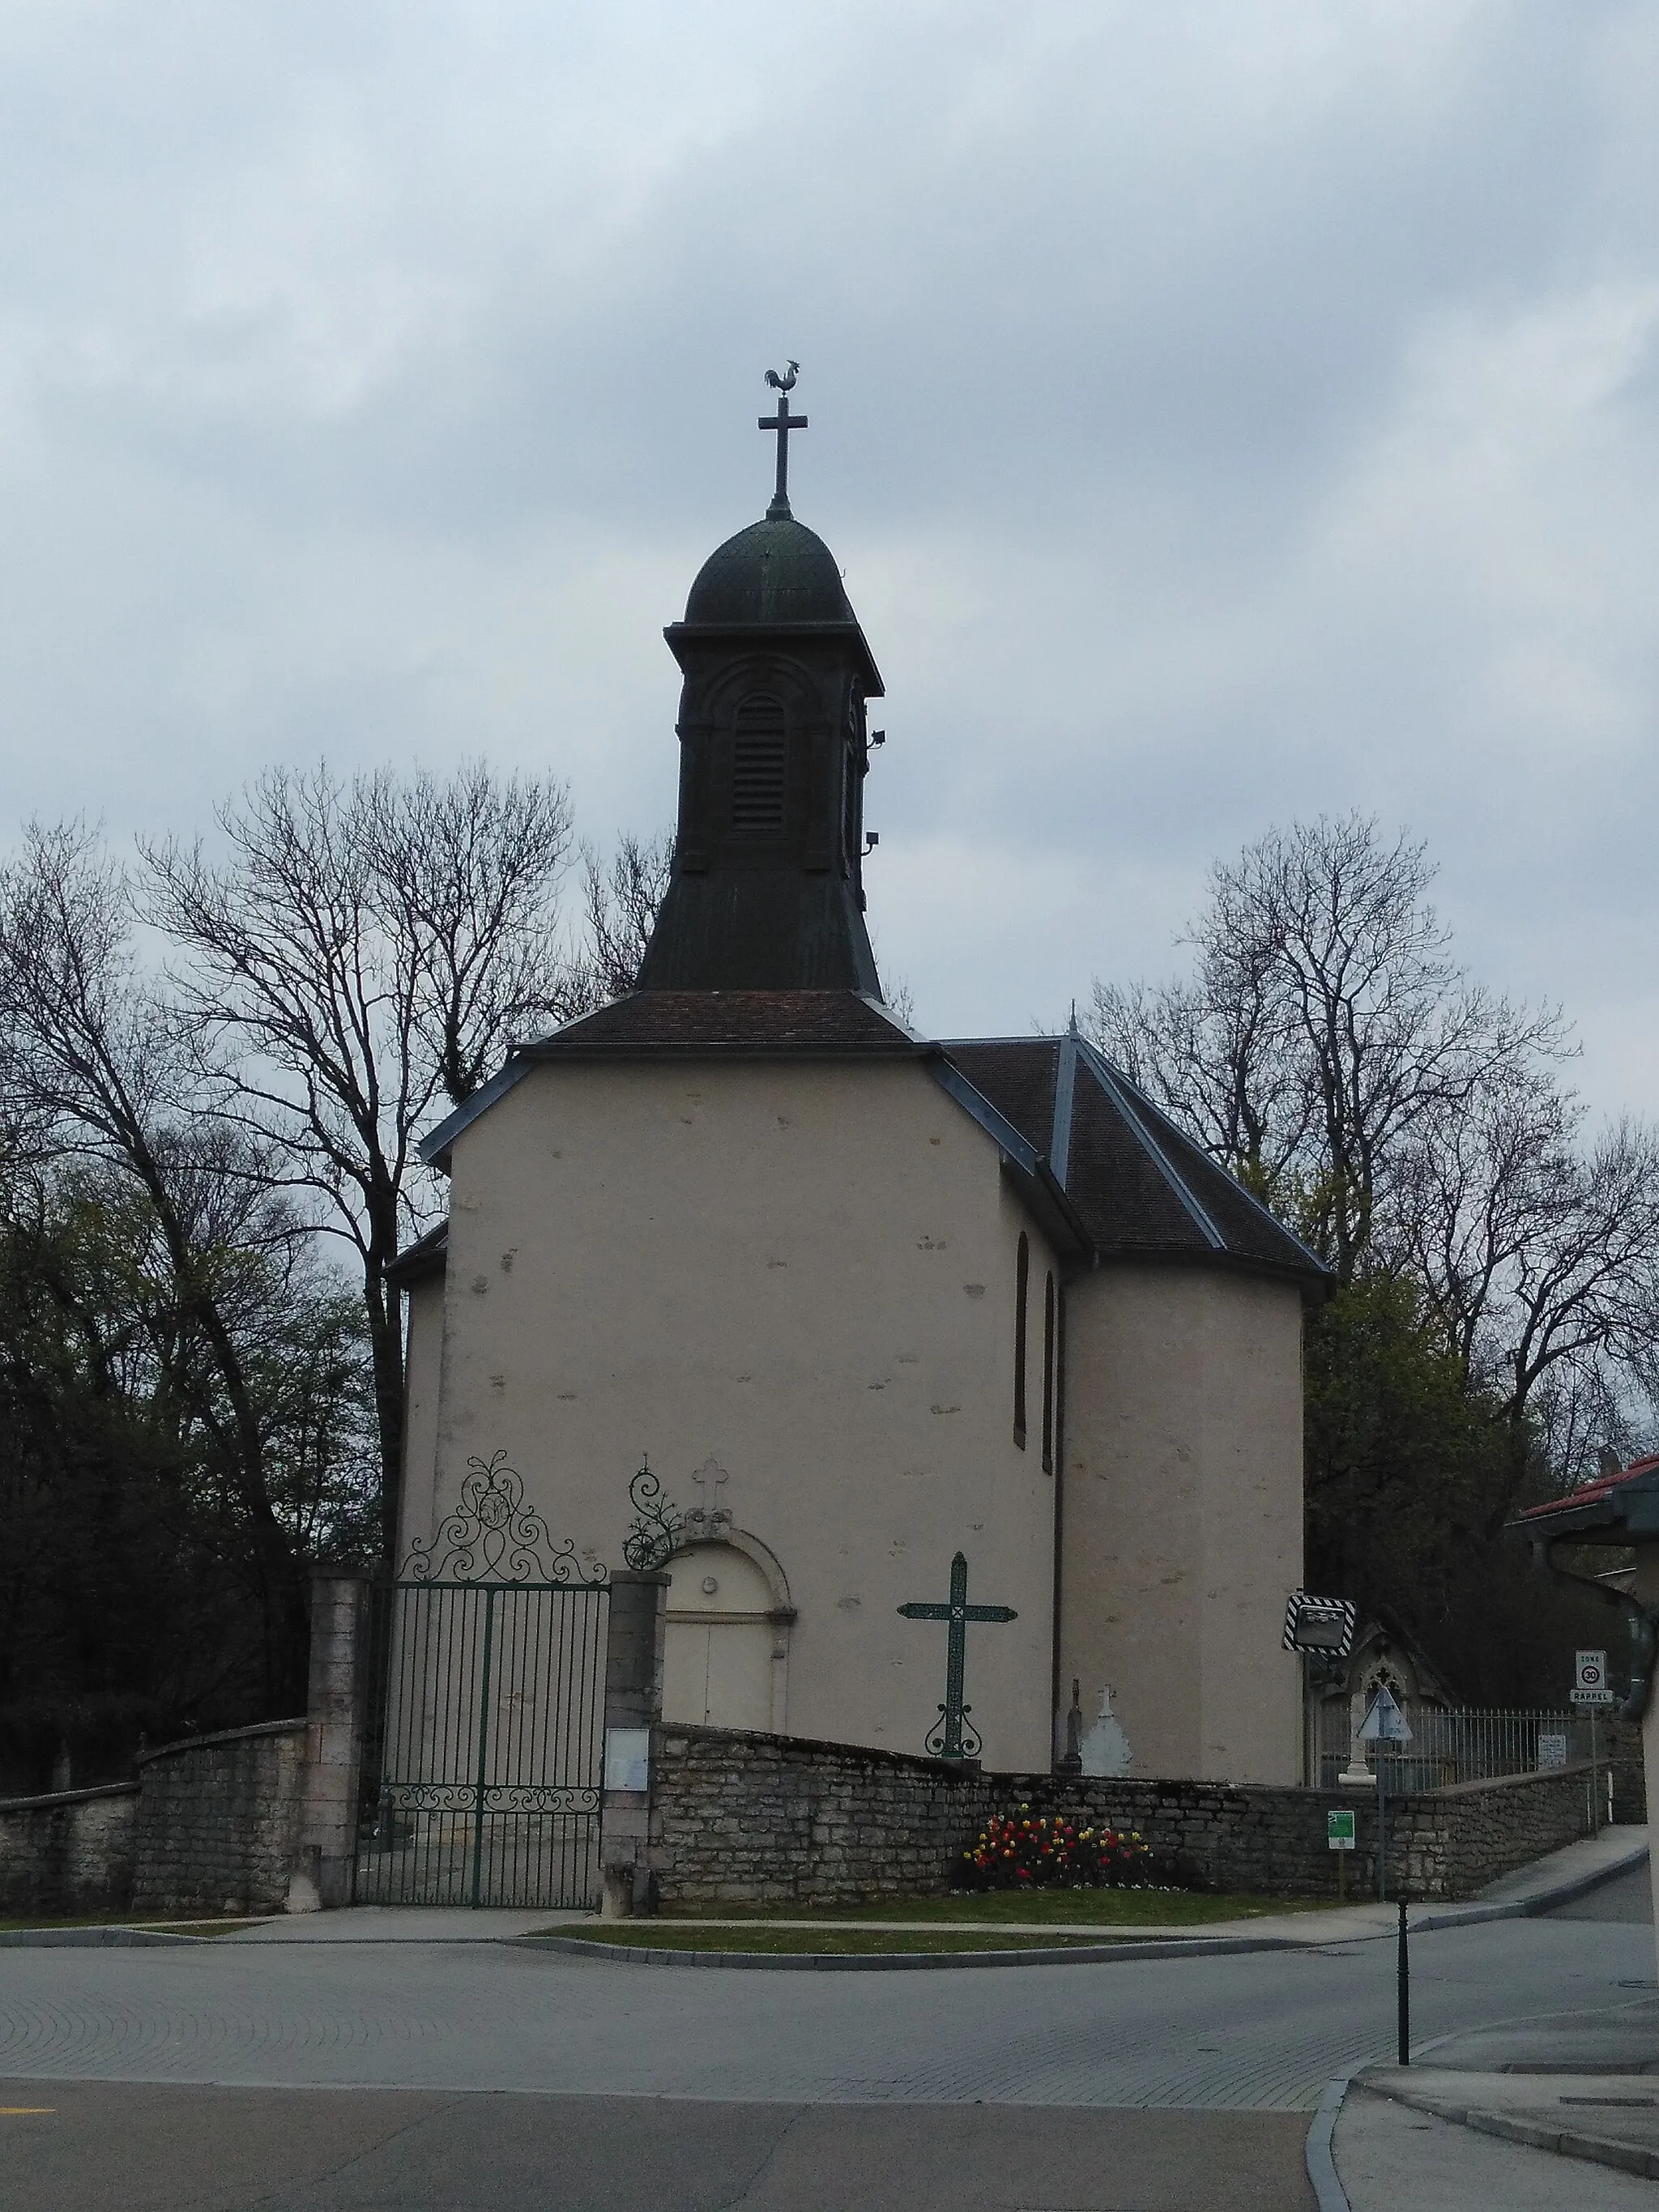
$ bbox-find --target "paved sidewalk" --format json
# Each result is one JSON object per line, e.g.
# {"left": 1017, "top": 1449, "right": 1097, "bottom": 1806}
{"left": 1356, "top": 2000, "right": 1659, "bottom": 2183}
{"left": 1336, "top": 2082, "right": 1659, "bottom": 2210}
{"left": 1332, "top": 1849, "right": 1659, "bottom": 2207}
{"left": 226, "top": 1905, "right": 585, "bottom": 1942}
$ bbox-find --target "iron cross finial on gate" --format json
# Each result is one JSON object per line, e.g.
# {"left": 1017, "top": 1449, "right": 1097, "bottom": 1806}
{"left": 760, "top": 364, "right": 806, "bottom": 520}
{"left": 898, "top": 1551, "right": 1017, "bottom": 1762}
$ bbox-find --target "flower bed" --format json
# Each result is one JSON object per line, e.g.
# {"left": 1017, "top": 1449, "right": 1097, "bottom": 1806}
{"left": 960, "top": 1803, "right": 1196, "bottom": 1891}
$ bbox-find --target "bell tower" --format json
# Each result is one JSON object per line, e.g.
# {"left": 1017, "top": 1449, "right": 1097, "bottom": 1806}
{"left": 635, "top": 369, "right": 885, "bottom": 995}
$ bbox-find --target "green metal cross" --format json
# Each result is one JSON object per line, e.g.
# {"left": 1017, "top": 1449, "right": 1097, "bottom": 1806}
{"left": 898, "top": 1550, "right": 1017, "bottom": 1761}
{"left": 759, "top": 389, "right": 807, "bottom": 518}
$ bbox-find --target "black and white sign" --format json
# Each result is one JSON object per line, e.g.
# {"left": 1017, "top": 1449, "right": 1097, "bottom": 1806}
{"left": 1282, "top": 1590, "right": 1357, "bottom": 1658}
{"left": 1572, "top": 1649, "right": 1614, "bottom": 1707}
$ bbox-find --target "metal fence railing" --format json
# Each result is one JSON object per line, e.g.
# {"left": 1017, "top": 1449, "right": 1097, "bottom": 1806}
{"left": 1315, "top": 1703, "right": 1601, "bottom": 1793}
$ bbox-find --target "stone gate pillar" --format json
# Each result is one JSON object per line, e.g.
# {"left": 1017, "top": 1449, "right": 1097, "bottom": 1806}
{"left": 288, "top": 1566, "right": 371, "bottom": 1913}
{"left": 599, "top": 1570, "right": 667, "bottom": 1916}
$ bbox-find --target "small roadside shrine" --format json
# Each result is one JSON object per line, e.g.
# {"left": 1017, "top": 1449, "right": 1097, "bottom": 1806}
{"left": 1517, "top": 1454, "right": 1659, "bottom": 1977}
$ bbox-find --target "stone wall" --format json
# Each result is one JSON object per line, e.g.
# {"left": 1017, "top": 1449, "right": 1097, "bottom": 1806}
{"left": 131, "top": 1720, "right": 305, "bottom": 1916}
{"left": 1038, "top": 1762, "right": 1599, "bottom": 1903}
{"left": 651, "top": 1728, "right": 999, "bottom": 1906}
{"left": 1605, "top": 1715, "right": 1645, "bottom": 1826}
{"left": 0, "top": 1784, "right": 139, "bottom": 1915}
{"left": 649, "top": 1724, "right": 1602, "bottom": 1908}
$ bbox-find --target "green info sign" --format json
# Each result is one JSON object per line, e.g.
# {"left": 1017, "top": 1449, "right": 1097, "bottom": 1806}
{"left": 1328, "top": 1810, "right": 1356, "bottom": 1851}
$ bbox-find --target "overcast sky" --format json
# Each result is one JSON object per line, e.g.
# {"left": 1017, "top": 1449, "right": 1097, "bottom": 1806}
{"left": 2, "top": 2, "right": 1657, "bottom": 1117}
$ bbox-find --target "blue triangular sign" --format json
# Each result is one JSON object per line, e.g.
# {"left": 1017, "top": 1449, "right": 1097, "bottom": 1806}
{"left": 1358, "top": 1685, "right": 1413, "bottom": 1745}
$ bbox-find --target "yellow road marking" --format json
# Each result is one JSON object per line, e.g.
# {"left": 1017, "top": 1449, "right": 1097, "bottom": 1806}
{"left": 1, "top": 2107, "right": 55, "bottom": 2114}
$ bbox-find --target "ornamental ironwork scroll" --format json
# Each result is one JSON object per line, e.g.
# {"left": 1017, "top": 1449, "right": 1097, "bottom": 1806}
{"left": 621, "top": 1457, "right": 681, "bottom": 1571}
{"left": 402, "top": 1451, "right": 602, "bottom": 1584}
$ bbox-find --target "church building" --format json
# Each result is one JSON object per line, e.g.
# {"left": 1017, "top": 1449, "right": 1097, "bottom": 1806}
{"left": 394, "top": 384, "right": 1324, "bottom": 1785}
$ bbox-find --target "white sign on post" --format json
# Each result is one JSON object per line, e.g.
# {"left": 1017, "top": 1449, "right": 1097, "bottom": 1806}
{"left": 1572, "top": 1650, "right": 1614, "bottom": 1707}
{"left": 1357, "top": 1686, "right": 1414, "bottom": 1745}
{"left": 603, "top": 1728, "right": 650, "bottom": 1792}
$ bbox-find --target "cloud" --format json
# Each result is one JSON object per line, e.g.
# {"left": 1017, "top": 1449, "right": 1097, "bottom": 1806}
{"left": 1, "top": 0, "right": 1657, "bottom": 1111}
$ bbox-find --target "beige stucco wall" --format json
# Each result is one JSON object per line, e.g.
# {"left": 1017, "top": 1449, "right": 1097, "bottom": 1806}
{"left": 415, "top": 1056, "right": 1060, "bottom": 1771}
{"left": 1059, "top": 1264, "right": 1304, "bottom": 1785}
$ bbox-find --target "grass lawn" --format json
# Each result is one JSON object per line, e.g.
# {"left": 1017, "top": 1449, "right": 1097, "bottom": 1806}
{"left": 655, "top": 1889, "right": 1320, "bottom": 1928}
{"left": 545, "top": 1924, "right": 1126, "bottom": 1955}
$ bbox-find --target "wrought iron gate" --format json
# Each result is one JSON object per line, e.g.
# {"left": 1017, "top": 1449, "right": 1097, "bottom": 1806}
{"left": 353, "top": 1455, "right": 610, "bottom": 1909}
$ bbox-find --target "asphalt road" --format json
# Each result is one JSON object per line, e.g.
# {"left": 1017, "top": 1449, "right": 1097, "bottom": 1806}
{"left": 0, "top": 2086, "right": 1315, "bottom": 2211}
{"left": 1547, "top": 1860, "right": 1653, "bottom": 1922}
{"left": 0, "top": 1898, "right": 1649, "bottom": 2210}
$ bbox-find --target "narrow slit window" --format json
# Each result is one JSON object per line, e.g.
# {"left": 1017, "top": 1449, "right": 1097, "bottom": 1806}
{"left": 731, "top": 694, "right": 787, "bottom": 834}
{"left": 1042, "top": 1272, "right": 1056, "bottom": 1473}
{"left": 1013, "top": 1232, "right": 1029, "bottom": 1449}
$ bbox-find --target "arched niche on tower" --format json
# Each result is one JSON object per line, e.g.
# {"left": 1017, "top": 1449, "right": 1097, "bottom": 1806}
{"left": 660, "top": 1526, "right": 795, "bottom": 1737}
{"left": 673, "top": 651, "right": 851, "bottom": 877}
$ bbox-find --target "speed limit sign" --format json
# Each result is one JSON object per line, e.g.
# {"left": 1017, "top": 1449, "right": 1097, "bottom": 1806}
{"left": 1573, "top": 1649, "right": 1614, "bottom": 1706}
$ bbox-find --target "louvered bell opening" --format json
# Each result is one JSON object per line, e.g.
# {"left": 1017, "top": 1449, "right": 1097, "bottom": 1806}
{"left": 731, "top": 696, "right": 787, "bottom": 835}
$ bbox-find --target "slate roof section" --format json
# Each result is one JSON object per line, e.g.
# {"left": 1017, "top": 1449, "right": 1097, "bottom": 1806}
{"left": 940, "top": 1031, "right": 1325, "bottom": 1289}
{"left": 407, "top": 999, "right": 1324, "bottom": 1290}
{"left": 526, "top": 990, "right": 919, "bottom": 1055}
{"left": 681, "top": 515, "right": 855, "bottom": 628}
{"left": 385, "top": 1221, "right": 448, "bottom": 1287}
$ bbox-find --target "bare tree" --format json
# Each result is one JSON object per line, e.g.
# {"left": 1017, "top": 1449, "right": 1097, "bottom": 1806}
{"left": 557, "top": 832, "right": 674, "bottom": 1016}
{"left": 1399, "top": 1082, "right": 1659, "bottom": 1524}
{"left": 1093, "top": 815, "right": 1563, "bottom": 1280}
{"left": 1092, "top": 959, "right": 1310, "bottom": 1209}
{"left": 142, "top": 763, "right": 574, "bottom": 1563}
{"left": 0, "top": 821, "right": 312, "bottom": 1706}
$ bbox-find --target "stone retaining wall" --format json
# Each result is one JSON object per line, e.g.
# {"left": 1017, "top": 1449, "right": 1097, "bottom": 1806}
{"left": 651, "top": 1728, "right": 998, "bottom": 1906}
{"left": 649, "top": 1725, "right": 1602, "bottom": 1907}
{"left": 131, "top": 1720, "right": 306, "bottom": 1916}
{"left": 0, "top": 1784, "right": 139, "bottom": 1916}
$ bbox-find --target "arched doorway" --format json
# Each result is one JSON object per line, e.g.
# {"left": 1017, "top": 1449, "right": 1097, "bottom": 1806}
{"left": 661, "top": 1536, "right": 792, "bottom": 1733}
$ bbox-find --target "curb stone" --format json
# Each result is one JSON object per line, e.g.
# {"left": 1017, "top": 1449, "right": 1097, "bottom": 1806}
{"left": 1304, "top": 2073, "right": 1354, "bottom": 2212}
{"left": 1366, "top": 2078, "right": 1659, "bottom": 2184}
{"left": 515, "top": 1839, "right": 1649, "bottom": 1972}
{"left": 0, "top": 1928, "right": 207, "bottom": 1947}
{"left": 513, "top": 1931, "right": 1316, "bottom": 1970}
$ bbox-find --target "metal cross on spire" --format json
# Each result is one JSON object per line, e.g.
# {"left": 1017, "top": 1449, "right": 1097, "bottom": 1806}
{"left": 760, "top": 360, "right": 806, "bottom": 519}
{"left": 898, "top": 1550, "right": 1017, "bottom": 1761}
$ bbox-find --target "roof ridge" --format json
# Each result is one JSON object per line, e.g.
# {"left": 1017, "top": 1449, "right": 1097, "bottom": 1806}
{"left": 858, "top": 991, "right": 925, "bottom": 1043}
{"left": 1073, "top": 1039, "right": 1224, "bottom": 1251}
{"left": 1050, "top": 1029, "right": 1077, "bottom": 1183}
{"left": 936, "top": 1034, "right": 1064, "bottom": 1048}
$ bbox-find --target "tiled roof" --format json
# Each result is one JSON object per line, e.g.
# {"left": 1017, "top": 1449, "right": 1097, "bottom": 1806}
{"left": 940, "top": 1033, "right": 1325, "bottom": 1288}
{"left": 526, "top": 991, "right": 919, "bottom": 1053}
{"left": 1517, "top": 1454, "right": 1659, "bottom": 1537}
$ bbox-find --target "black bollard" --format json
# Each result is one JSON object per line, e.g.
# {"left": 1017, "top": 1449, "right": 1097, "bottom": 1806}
{"left": 1397, "top": 1897, "right": 1410, "bottom": 2066}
